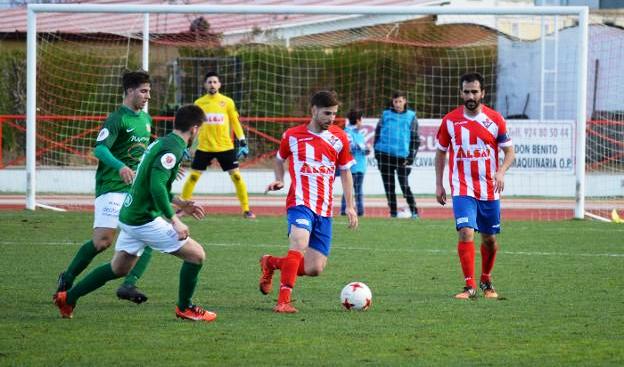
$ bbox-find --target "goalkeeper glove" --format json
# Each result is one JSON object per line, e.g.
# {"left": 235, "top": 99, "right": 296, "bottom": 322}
{"left": 236, "top": 139, "right": 249, "bottom": 159}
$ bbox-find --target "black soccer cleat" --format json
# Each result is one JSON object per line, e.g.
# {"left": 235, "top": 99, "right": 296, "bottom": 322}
{"left": 116, "top": 284, "right": 149, "bottom": 304}
{"left": 55, "top": 272, "right": 70, "bottom": 295}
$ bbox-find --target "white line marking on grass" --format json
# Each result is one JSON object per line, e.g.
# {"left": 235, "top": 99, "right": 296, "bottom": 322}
{"left": 4, "top": 241, "right": 624, "bottom": 258}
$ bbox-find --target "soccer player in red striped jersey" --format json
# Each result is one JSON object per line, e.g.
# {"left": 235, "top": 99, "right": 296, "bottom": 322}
{"left": 259, "top": 90, "right": 358, "bottom": 313}
{"left": 434, "top": 72, "right": 515, "bottom": 299}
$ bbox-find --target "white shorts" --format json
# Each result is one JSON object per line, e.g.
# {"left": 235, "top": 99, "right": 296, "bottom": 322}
{"left": 115, "top": 217, "right": 188, "bottom": 256}
{"left": 93, "top": 192, "right": 127, "bottom": 229}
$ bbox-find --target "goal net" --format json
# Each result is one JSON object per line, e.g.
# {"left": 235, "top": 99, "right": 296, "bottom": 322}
{"left": 10, "top": 4, "right": 621, "bottom": 220}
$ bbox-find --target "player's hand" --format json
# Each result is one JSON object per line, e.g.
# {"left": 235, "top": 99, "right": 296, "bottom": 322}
{"left": 345, "top": 206, "right": 358, "bottom": 230}
{"left": 172, "top": 217, "right": 189, "bottom": 240}
{"left": 236, "top": 139, "right": 249, "bottom": 159}
{"left": 404, "top": 158, "right": 414, "bottom": 166}
{"left": 494, "top": 171, "right": 505, "bottom": 193}
{"left": 178, "top": 200, "right": 206, "bottom": 220}
{"left": 436, "top": 185, "right": 447, "bottom": 206}
{"left": 176, "top": 166, "right": 186, "bottom": 181}
{"left": 119, "top": 166, "right": 135, "bottom": 184}
{"left": 264, "top": 180, "right": 284, "bottom": 194}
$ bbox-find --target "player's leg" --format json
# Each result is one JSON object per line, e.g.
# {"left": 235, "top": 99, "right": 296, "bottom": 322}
{"left": 57, "top": 192, "right": 124, "bottom": 292}
{"left": 139, "top": 217, "right": 215, "bottom": 322}
{"left": 396, "top": 162, "right": 418, "bottom": 218}
{"left": 378, "top": 160, "right": 398, "bottom": 217}
{"left": 352, "top": 172, "right": 365, "bottom": 216}
{"left": 452, "top": 196, "right": 479, "bottom": 299}
{"left": 221, "top": 149, "right": 254, "bottom": 218}
{"left": 181, "top": 150, "right": 211, "bottom": 200}
{"left": 299, "top": 214, "right": 332, "bottom": 276}
{"left": 117, "top": 245, "right": 152, "bottom": 304}
{"left": 476, "top": 199, "right": 501, "bottom": 298}
{"left": 54, "top": 229, "right": 143, "bottom": 318}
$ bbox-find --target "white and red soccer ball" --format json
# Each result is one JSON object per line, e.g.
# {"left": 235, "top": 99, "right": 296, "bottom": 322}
{"left": 340, "top": 282, "right": 372, "bottom": 311}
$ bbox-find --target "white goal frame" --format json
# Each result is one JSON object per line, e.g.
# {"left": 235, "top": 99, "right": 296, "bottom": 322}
{"left": 25, "top": 4, "right": 589, "bottom": 218}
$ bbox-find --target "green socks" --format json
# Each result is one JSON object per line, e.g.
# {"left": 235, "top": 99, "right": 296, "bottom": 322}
{"left": 122, "top": 246, "right": 153, "bottom": 286}
{"left": 66, "top": 263, "right": 119, "bottom": 305}
{"left": 177, "top": 261, "right": 203, "bottom": 310}
{"left": 64, "top": 239, "right": 99, "bottom": 286}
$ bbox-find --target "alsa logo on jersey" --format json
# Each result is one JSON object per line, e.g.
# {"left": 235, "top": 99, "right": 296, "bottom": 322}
{"left": 160, "top": 153, "right": 177, "bottom": 169}
{"left": 299, "top": 162, "right": 335, "bottom": 176}
{"left": 205, "top": 113, "right": 225, "bottom": 125}
{"left": 455, "top": 146, "right": 491, "bottom": 160}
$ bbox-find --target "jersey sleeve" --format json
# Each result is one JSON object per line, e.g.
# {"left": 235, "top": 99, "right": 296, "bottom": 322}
{"left": 150, "top": 150, "right": 178, "bottom": 219}
{"left": 435, "top": 117, "right": 451, "bottom": 152}
{"left": 95, "top": 113, "right": 121, "bottom": 149}
{"left": 337, "top": 131, "right": 355, "bottom": 170}
{"left": 496, "top": 116, "right": 513, "bottom": 147}
{"left": 276, "top": 131, "right": 291, "bottom": 161}
{"left": 228, "top": 99, "right": 245, "bottom": 140}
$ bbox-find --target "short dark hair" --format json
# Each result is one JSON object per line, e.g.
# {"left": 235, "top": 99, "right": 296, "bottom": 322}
{"left": 204, "top": 71, "right": 219, "bottom": 82}
{"left": 460, "top": 72, "right": 485, "bottom": 90}
{"left": 122, "top": 70, "right": 150, "bottom": 94}
{"left": 389, "top": 90, "right": 408, "bottom": 109}
{"left": 310, "top": 90, "right": 339, "bottom": 108}
{"left": 174, "top": 104, "right": 206, "bottom": 132}
{"left": 347, "top": 109, "right": 363, "bottom": 125}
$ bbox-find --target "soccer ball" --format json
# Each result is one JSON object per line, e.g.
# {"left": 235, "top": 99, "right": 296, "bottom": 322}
{"left": 340, "top": 282, "right": 372, "bottom": 311}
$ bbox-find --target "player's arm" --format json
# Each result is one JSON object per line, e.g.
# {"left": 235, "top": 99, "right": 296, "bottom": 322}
{"left": 266, "top": 156, "right": 286, "bottom": 192}
{"left": 94, "top": 116, "right": 135, "bottom": 184}
{"left": 340, "top": 169, "right": 358, "bottom": 230}
{"left": 150, "top": 167, "right": 190, "bottom": 239}
{"left": 407, "top": 115, "right": 420, "bottom": 165}
{"left": 494, "top": 145, "right": 515, "bottom": 193}
{"left": 373, "top": 114, "right": 383, "bottom": 146}
{"left": 228, "top": 100, "right": 249, "bottom": 159}
{"left": 434, "top": 149, "right": 447, "bottom": 206}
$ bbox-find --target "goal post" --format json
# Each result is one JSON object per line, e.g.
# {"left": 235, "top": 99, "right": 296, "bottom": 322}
{"left": 24, "top": 4, "right": 591, "bottom": 219}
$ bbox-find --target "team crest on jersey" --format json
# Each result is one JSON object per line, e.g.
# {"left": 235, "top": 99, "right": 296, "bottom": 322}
{"left": 219, "top": 101, "right": 226, "bottom": 108}
{"left": 96, "top": 128, "right": 110, "bottom": 142}
{"left": 482, "top": 119, "right": 494, "bottom": 128}
{"left": 161, "top": 153, "right": 177, "bottom": 169}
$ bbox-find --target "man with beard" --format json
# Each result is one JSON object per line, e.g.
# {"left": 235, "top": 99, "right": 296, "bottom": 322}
{"left": 55, "top": 70, "right": 154, "bottom": 305}
{"left": 54, "top": 105, "right": 217, "bottom": 322}
{"left": 259, "top": 90, "right": 358, "bottom": 313}
{"left": 434, "top": 72, "right": 515, "bottom": 300}
{"left": 181, "top": 71, "right": 255, "bottom": 219}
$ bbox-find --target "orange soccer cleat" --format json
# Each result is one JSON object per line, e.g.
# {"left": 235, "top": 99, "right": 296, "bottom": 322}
{"left": 53, "top": 291, "right": 74, "bottom": 319}
{"left": 479, "top": 281, "right": 499, "bottom": 299}
{"left": 175, "top": 305, "right": 217, "bottom": 322}
{"left": 258, "top": 255, "right": 274, "bottom": 295}
{"left": 273, "top": 302, "right": 298, "bottom": 313}
{"left": 454, "top": 287, "right": 477, "bottom": 300}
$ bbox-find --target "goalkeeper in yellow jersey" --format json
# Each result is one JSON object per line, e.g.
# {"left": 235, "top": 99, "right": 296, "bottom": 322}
{"left": 181, "top": 71, "right": 255, "bottom": 218}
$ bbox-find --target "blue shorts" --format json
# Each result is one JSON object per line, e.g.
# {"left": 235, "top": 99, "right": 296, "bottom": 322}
{"left": 452, "top": 196, "right": 501, "bottom": 234}
{"left": 287, "top": 205, "right": 333, "bottom": 256}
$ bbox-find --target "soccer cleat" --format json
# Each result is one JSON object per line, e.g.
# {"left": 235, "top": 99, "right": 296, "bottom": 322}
{"left": 53, "top": 291, "right": 74, "bottom": 319}
{"left": 55, "top": 272, "right": 70, "bottom": 295}
{"left": 411, "top": 213, "right": 420, "bottom": 220}
{"left": 273, "top": 302, "right": 298, "bottom": 313}
{"left": 454, "top": 287, "right": 477, "bottom": 300}
{"left": 244, "top": 211, "right": 256, "bottom": 219}
{"left": 479, "top": 281, "right": 499, "bottom": 299}
{"left": 116, "top": 284, "right": 149, "bottom": 304}
{"left": 175, "top": 305, "right": 217, "bottom": 322}
{"left": 258, "top": 255, "right": 274, "bottom": 295}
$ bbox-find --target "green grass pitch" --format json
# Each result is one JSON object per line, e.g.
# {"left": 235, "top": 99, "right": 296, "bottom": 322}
{"left": 0, "top": 211, "right": 623, "bottom": 366}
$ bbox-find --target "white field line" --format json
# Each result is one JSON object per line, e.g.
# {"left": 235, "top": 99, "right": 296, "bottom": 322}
{"left": 1, "top": 241, "right": 622, "bottom": 257}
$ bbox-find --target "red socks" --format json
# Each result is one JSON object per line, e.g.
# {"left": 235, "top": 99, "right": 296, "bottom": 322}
{"left": 480, "top": 243, "right": 498, "bottom": 283}
{"left": 457, "top": 241, "right": 476, "bottom": 289}
{"left": 277, "top": 250, "right": 303, "bottom": 304}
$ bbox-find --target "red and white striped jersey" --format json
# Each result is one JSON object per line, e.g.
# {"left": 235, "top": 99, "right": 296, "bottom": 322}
{"left": 436, "top": 105, "right": 512, "bottom": 201}
{"left": 277, "top": 124, "right": 355, "bottom": 217}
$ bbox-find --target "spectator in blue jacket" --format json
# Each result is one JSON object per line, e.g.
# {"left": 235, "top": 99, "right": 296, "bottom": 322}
{"left": 341, "top": 109, "right": 370, "bottom": 216}
{"left": 374, "top": 91, "right": 420, "bottom": 218}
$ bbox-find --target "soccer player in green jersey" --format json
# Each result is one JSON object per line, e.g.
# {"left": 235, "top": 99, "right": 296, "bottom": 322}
{"left": 54, "top": 104, "right": 216, "bottom": 322}
{"left": 55, "top": 71, "right": 154, "bottom": 304}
